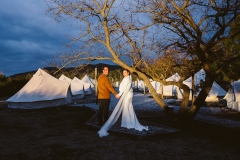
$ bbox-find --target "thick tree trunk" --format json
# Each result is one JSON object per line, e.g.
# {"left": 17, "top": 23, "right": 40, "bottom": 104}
{"left": 187, "top": 75, "right": 215, "bottom": 120}
{"left": 177, "top": 84, "right": 191, "bottom": 121}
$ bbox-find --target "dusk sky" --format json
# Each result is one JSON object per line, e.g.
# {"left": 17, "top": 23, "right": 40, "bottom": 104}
{"left": 0, "top": 0, "right": 87, "bottom": 77}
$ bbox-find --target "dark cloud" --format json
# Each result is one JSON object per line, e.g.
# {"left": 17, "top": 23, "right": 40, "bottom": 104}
{"left": 0, "top": 0, "right": 78, "bottom": 76}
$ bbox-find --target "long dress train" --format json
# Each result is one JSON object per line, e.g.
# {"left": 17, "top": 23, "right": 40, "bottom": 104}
{"left": 97, "top": 75, "right": 148, "bottom": 137}
{"left": 121, "top": 89, "right": 148, "bottom": 131}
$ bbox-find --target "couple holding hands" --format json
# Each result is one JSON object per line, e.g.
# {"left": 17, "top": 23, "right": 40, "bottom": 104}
{"left": 97, "top": 66, "right": 148, "bottom": 137}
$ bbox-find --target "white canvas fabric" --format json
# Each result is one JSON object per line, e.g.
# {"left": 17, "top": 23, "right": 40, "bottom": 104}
{"left": 7, "top": 69, "right": 72, "bottom": 109}
{"left": 223, "top": 80, "right": 240, "bottom": 111}
{"left": 59, "top": 75, "right": 85, "bottom": 99}
{"left": 149, "top": 73, "right": 179, "bottom": 96}
{"left": 133, "top": 81, "right": 138, "bottom": 89}
{"left": 72, "top": 77, "right": 92, "bottom": 95}
{"left": 205, "top": 82, "right": 226, "bottom": 102}
{"left": 70, "top": 77, "right": 85, "bottom": 99}
{"left": 137, "top": 79, "right": 145, "bottom": 91}
{"left": 177, "top": 69, "right": 226, "bottom": 101}
{"left": 81, "top": 75, "right": 95, "bottom": 91}
{"left": 155, "top": 82, "right": 161, "bottom": 94}
{"left": 149, "top": 80, "right": 161, "bottom": 94}
{"left": 163, "top": 73, "right": 180, "bottom": 96}
{"left": 59, "top": 74, "right": 72, "bottom": 83}
{"left": 150, "top": 80, "right": 156, "bottom": 92}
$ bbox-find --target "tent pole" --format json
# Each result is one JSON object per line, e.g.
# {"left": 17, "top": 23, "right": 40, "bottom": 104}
{"left": 192, "top": 71, "right": 195, "bottom": 104}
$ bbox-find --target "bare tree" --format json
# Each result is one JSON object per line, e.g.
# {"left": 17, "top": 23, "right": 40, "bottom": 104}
{"left": 46, "top": 0, "right": 240, "bottom": 122}
{"left": 138, "top": 0, "right": 240, "bottom": 120}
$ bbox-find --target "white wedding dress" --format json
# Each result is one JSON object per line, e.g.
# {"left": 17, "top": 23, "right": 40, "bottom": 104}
{"left": 97, "top": 75, "right": 148, "bottom": 137}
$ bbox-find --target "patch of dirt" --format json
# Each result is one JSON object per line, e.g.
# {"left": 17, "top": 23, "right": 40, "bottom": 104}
{"left": 0, "top": 103, "right": 240, "bottom": 159}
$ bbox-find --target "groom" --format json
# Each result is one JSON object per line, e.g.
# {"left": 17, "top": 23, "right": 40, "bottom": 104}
{"left": 97, "top": 66, "right": 120, "bottom": 126}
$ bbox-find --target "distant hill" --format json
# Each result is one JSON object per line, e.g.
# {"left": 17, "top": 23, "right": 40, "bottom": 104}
{"left": 9, "top": 64, "right": 122, "bottom": 78}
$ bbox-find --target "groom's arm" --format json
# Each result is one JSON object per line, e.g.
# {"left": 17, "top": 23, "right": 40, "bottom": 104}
{"left": 104, "top": 76, "right": 118, "bottom": 96}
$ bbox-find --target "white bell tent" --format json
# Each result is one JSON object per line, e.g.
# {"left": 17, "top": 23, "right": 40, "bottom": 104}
{"left": 162, "top": 73, "right": 180, "bottom": 96}
{"left": 132, "top": 79, "right": 148, "bottom": 92}
{"left": 69, "top": 77, "right": 85, "bottom": 99}
{"left": 150, "top": 80, "right": 156, "bottom": 92}
{"left": 59, "top": 75, "right": 85, "bottom": 99}
{"left": 149, "top": 73, "right": 180, "bottom": 96}
{"left": 132, "top": 81, "right": 138, "bottom": 89}
{"left": 177, "top": 69, "right": 226, "bottom": 102}
{"left": 59, "top": 74, "right": 72, "bottom": 83}
{"left": 150, "top": 80, "right": 161, "bottom": 94}
{"left": 72, "top": 77, "right": 92, "bottom": 95}
{"left": 137, "top": 79, "right": 145, "bottom": 91}
{"left": 81, "top": 75, "right": 95, "bottom": 91}
{"left": 223, "top": 80, "right": 240, "bottom": 112}
{"left": 7, "top": 69, "right": 72, "bottom": 109}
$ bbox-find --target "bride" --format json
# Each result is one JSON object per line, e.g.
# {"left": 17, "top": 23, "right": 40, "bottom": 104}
{"left": 97, "top": 69, "right": 148, "bottom": 137}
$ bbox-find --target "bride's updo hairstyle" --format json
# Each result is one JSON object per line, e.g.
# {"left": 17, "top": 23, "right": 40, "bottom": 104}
{"left": 123, "top": 68, "right": 130, "bottom": 75}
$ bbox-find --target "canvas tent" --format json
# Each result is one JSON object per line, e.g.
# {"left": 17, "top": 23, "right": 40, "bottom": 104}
{"left": 162, "top": 73, "right": 180, "bottom": 96}
{"left": 131, "top": 79, "right": 148, "bottom": 92}
{"left": 59, "top": 74, "right": 72, "bottom": 83}
{"left": 177, "top": 69, "right": 226, "bottom": 102}
{"left": 72, "top": 77, "right": 92, "bottom": 95}
{"left": 223, "top": 80, "right": 240, "bottom": 111}
{"left": 59, "top": 75, "right": 85, "bottom": 99}
{"left": 205, "top": 82, "right": 227, "bottom": 101}
{"left": 82, "top": 75, "right": 95, "bottom": 91}
{"left": 132, "top": 81, "right": 138, "bottom": 89}
{"left": 149, "top": 80, "right": 161, "bottom": 94}
{"left": 150, "top": 80, "right": 157, "bottom": 92}
{"left": 135, "top": 79, "right": 146, "bottom": 91}
{"left": 7, "top": 69, "right": 72, "bottom": 109}
{"left": 149, "top": 73, "right": 180, "bottom": 96}
{"left": 69, "top": 77, "right": 85, "bottom": 99}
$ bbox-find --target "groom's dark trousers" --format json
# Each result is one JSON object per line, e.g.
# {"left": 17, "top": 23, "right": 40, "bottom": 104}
{"left": 98, "top": 99, "right": 110, "bottom": 125}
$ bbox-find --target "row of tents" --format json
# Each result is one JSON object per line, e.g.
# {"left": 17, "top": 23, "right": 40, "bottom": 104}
{"left": 6, "top": 68, "right": 95, "bottom": 109}
{"left": 132, "top": 69, "right": 240, "bottom": 112}
{"left": 133, "top": 69, "right": 226, "bottom": 101}
{"left": 5, "top": 68, "right": 240, "bottom": 112}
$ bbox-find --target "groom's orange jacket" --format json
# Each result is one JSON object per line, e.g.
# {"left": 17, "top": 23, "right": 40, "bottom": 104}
{"left": 97, "top": 74, "right": 117, "bottom": 99}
